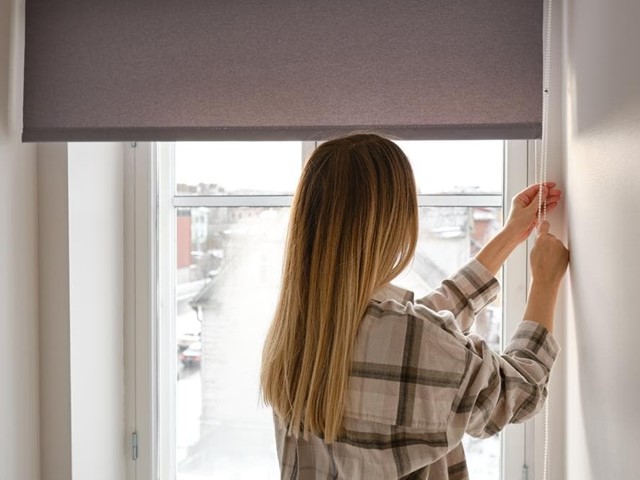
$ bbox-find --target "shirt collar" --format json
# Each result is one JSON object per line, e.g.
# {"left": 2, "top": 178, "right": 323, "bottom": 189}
{"left": 370, "top": 283, "right": 414, "bottom": 304}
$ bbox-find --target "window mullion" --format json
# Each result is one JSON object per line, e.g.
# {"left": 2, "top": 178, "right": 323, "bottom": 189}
{"left": 171, "top": 194, "right": 503, "bottom": 209}
{"left": 157, "top": 142, "right": 177, "bottom": 480}
{"left": 173, "top": 195, "right": 294, "bottom": 208}
{"left": 417, "top": 194, "right": 502, "bottom": 207}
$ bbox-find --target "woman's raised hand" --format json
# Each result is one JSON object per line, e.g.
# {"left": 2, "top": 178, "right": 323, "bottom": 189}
{"left": 474, "top": 182, "right": 563, "bottom": 277}
{"left": 504, "top": 182, "right": 562, "bottom": 243}
{"left": 522, "top": 220, "right": 570, "bottom": 331}
{"left": 530, "top": 220, "right": 570, "bottom": 287}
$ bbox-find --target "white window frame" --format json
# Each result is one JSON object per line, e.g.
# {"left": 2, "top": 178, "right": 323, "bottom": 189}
{"left": 124, "top": 139, "right": 543, "bottom": 480}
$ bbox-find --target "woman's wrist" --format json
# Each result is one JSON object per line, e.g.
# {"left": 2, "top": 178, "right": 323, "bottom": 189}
{"left": 475, "top": 227, "right": 521, "bottom": 276}
{"left": 529, "top": 277, "right": 562, "bottom": 296}
{"left": 502, "top": 219, "right": 532, "bottom": 245}
{"left": 524, "top": 280, "right": 560, "bottom": 332}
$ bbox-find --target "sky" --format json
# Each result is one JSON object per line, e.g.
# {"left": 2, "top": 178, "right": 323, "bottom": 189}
{"left": 175, "top": 140, "right": 503, "bottom": 195}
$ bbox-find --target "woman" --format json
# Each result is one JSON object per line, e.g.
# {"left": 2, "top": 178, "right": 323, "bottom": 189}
{"left": 261, "top": 133, "right": 569, "bottom": 479}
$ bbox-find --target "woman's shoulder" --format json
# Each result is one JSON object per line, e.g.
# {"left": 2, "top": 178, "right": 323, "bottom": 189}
{"left": 367, "top": 283, "right": 458, "bottom": 332}
{"left": 347, "top": 285, "right": 469, "bottom": 428}
{"left": 370, "top": 283, "right": 415, "bottom": 305}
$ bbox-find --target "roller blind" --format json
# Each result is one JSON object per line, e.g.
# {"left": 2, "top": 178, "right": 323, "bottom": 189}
{"left": 23, "top": 1, "right": 542, "bottom": 142}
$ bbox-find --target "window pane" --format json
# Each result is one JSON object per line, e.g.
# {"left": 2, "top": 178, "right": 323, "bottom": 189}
{"left": 393, "top": 206, "right": 503, "bottom": 480}
{"left": 176, "top": 206, "right": 288, "bottom": 479}
{"left": 175, "top": 142, "right": 304, "bottom": 195}
{"left": 396, "top": 140, "right": 503, "bottom": 195}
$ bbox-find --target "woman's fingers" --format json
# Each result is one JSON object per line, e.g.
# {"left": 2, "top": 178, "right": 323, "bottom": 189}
{"left": 535, "top": 199, "right": 560, "bottom": 218}
{"left": 507, "top": 183, "right": 562, "bottom": 240}
{"left": 538, "top": 220, "right": 550, "bottom": 235}
{"left": 545, "top": 203, "right": 559, "bottom": 214}
{"left": 526, "top": 187, "right": 562, "bottom": 214}
{"left": 516, "top": 182, "right": 560, "bottom": 207}
{"left": 518, "top": 184, "right": 544, "bottom": 204}
{"left": 547, "top": 190, "right": 561, "bottom": 200}
{"left": 539, "top": 190, "right": 562, "bottom": 214}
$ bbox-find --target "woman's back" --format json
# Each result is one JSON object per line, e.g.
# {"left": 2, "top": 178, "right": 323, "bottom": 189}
{"left": 274, "top": 260, "right": 559, "bottom": 479}
{"left": 261, "top": 134, "right": 419, "bottom": 444}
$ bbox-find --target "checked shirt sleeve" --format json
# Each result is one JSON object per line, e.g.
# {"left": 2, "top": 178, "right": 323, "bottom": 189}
{"left": 416, "top": 258, "right": 500, "bottom": 333}
{"left": 449, "top": 320, "right": 560, "bottom": 440}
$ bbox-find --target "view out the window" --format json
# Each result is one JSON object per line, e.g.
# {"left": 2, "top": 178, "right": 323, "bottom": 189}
{"left": 171, "top": 141, "right": 504, "bottom": 480}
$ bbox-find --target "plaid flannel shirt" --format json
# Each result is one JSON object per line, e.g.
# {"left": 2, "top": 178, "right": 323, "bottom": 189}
{"left": 274, "top": 258, "right": 560, "bottom": 479}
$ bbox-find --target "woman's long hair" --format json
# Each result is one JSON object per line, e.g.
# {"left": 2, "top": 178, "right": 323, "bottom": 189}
{"left": 260, "top": 133, "right": 418, "bottom": 443}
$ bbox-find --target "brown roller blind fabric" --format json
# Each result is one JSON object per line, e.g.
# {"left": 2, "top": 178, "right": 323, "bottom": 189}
{"left": 23, "top": 1, "right": 542, "bottom": 142}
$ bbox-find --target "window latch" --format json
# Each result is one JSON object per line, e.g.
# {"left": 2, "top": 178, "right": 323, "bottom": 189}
{"left": 132, "top": 431, "right": 138, "bottom": 461}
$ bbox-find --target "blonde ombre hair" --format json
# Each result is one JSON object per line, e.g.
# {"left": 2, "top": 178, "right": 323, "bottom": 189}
{"left": 260, "top": 133, "right": 418, "bottom": 443}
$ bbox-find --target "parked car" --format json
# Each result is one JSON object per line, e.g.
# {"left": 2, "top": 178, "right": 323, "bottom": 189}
{"left": 179, "top": 341, "right": 202, "bottom": 368}
{"left": 176, "top": 314, "right": 202, "bottom": 349}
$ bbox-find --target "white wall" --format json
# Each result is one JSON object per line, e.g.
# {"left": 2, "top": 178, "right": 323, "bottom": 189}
{"left": 38, "top": 143, "right": 127, "bottom": 480}
{"left": 0, "top": 0, "right": 41, "bottom": 478}
{"left": 68, "top": 143, "right": 125, "bottom": 480}
{"left": 562, "top": 0, "right": 640, "bottom": 478}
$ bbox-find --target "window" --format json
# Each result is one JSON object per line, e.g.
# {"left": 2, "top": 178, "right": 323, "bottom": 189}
{"left": 126, "top": 139, "right": 536, "bottom": 479}
{"left": 171, "top": 142, "right": 302, "bottom": 479}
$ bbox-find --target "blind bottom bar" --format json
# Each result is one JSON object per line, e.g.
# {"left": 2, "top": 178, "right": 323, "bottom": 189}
{"left": 22, "top": 124, "right": 541, "bottom": 143}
